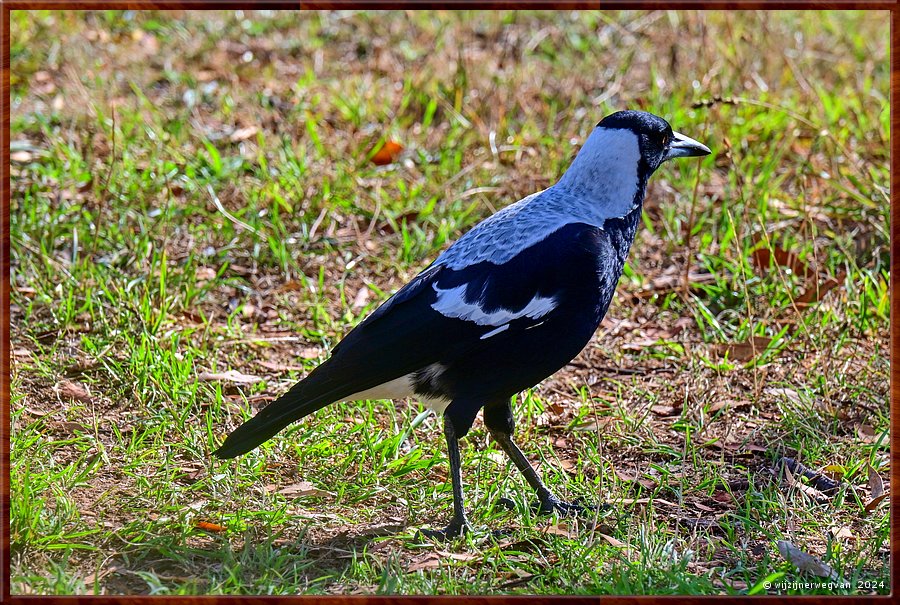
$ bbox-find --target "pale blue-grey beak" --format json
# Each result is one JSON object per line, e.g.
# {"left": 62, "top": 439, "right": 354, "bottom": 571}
{"left": 663, "top": 131, "right": 711, "bottom": 161}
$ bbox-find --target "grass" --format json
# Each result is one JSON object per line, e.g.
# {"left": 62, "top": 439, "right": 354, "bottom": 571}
{"left": 9, "top": 9, "right": 890, "bottom": 595}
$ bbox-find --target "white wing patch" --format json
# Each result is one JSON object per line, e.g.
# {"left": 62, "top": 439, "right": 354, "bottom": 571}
{"left": 431, "top": 283, "right": 557, "bottom": 335}
{"left": 480, "top": 324, "right": 510, "bottom": 340}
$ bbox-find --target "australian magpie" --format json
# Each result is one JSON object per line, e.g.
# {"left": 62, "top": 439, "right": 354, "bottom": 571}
{"left": 214, "top": 110, "right": 710, "bottom": 538}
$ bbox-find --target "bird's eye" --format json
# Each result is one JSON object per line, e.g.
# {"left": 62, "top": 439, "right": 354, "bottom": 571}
{"left": 661, "top": 135, "right": 670, "bottom": 146}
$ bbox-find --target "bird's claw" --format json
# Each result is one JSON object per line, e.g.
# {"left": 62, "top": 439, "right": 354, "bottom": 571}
{"left": 417, "top": 519, "right": 471, "bottom": 540}
{"left": 495, "top": 496, "right": 517, "bottom": 511}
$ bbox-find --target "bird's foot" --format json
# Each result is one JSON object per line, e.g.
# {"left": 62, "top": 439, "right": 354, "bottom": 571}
{"left": 495, "top": 496, "right": 517, "bottom": 511}
{"left": 534, "top": 494, "right": 607, "bottom": 517}
{"left": 417, "top": 517, "right": 471, "bottom": 540}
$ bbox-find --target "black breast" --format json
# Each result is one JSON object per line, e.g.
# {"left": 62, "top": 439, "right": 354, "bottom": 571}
{"left": 437, "top": 212, "right": 642, "bottom": 434}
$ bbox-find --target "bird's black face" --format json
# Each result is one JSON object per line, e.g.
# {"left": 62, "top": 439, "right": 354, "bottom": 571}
{"left": 597, "top": 110, "right": 711, "bottom": 173}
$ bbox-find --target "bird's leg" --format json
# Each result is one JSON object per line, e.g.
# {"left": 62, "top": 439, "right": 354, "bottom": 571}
{"left": 419, "top": 416, "right": 471, "bottom": 539}
{"left": 489, "top": 428, "right": 595, "bottom": 516}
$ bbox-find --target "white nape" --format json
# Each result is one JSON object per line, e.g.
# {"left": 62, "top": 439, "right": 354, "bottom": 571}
{"left": 434, "top": 127, "right": 642, "bottom": 271}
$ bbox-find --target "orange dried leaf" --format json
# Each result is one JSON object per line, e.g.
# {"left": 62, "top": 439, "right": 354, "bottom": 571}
{"left": 195, "top": 521, "right": 226, "bottom": 532}
{"left": 796, "top": 271, "right": 847, "bottom": 306}
{"left": 863, "top": 493, "right": 888, "bottom": 514}
{"left": 751, "top": 247, "right": 814, "bottom": 279}
{"left": 370, "top": 140, "right": 403, "bottom": 165}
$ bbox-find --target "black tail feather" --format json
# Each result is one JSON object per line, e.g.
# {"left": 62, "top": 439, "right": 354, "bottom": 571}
{"left": 213, "top": 378, "right": 341, "bottom": 458}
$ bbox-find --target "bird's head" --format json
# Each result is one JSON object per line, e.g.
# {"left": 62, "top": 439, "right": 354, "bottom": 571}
{"left": 556, "top": 110, "right": 710, "bottom": 209}
{"left": 596, "top": 110, "right": 711, "bottom": 173}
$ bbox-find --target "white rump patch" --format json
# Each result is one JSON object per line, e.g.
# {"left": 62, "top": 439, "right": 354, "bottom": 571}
{"left": 344, "top": 367, "right": 451, "bottom": 413}
{"left": 431, "top": 283, "right": 557, "bottom": 332}
{"left": 345, "top": 376, "right": 414, "bottom": 403}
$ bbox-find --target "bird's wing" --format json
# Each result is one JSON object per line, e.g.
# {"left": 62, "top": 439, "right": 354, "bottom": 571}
{"left": 296, "top": 219, "right": 601, "bottom": 400}
{"left": 334, "top": 220, "right": 609, "bottom": 367}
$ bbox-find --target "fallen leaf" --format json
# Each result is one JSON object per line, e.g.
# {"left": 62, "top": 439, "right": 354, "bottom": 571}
{"left": 198, "top": 369, "right": 263, "bottom": 383}
{"left": 650, "top": 404, "right": 679, "bottom": 416}
{"left": 615, "top": 469, "right": 657, "bottom": 489}
{"left": 436, "top": 550, "right": 481, "bottom": 563}
{"left": 407, "top": 553, "right": 442, "bottom": 572}
{"left": 495, "top": 536, "right": 547, "bottom": 552}
{"left": 278, "top": 280, "right": 305, "bottom": 292}
{"left": 866, "top": 464, "right": 885, "bottom": 499}
{"left": 273, "top": 481, "right": 332, "bottom": 498}
{"left": 352, "top": 287, "right": 370, "bottom": 310}
{"left": 370, "top": 140, "right": 403, "bottom": 165}
{"left": 542, "top": 523, "right": 574, "bottom": 538}
{"left": 822, "top": 464, "right": 846, "bottom": 481}
{"left": 706, "top": 399, "right": 750, "bottom": 413}
{"left": 777, "top": 540, "right": 838, "bottom": 580}
{"left": 55, "top": 421, "right": 88, "bottom": 435}
{"left": 229, "top": 126, "right": 259, "bottom": 142}
{"left": 257, "top": 360, "right": 306, "bottom": 372}
{"left": 641, "top": 271, "right": 717, "bottom": 295}
{"left": 863, "top": 464, "right": 887, "bottom": 514}
{"left": 751, "top": 247, "right": 814, "bottom": 279}
{"left": 856, "top": 424, "right": 877, "bottom": 443}
{"left": 796, "top": 271, "right": 846, "bottom": 306}
{"left": 712, "top": 336, "right": 772, "bottom": 362}
{"left": 622, "top": 338, "right": 663, "bottom": 350}
{"left": 766, "top": 387, "right": 802, "bottom": 404}
{"left": 299, "top": 347, "right": 321, "bottom": 360}
{"left": 863, "top": 493, "right": 888, "bottom": 514}
{"left": 572, "top": 417, "right": 614, "bottom": 431}
{"left": 195, "top": 521, "right": 226, "bottom": 533}
{"left": 195, "top": 266, "right": 217, "bottom": 281}
{"left": 830, "top": 526, "right": 856, "bottom": 541}
{"left": 599, "top": 533, "right": 628, "bottom": 548}
{"left": 712, "top": 490, "right": 733, "bottom": 504}
{"left": 84, "top": 564, "right": 123, "bottom": 586}
{"left": 55, "top": 380, "right": 93, "bottom": 403}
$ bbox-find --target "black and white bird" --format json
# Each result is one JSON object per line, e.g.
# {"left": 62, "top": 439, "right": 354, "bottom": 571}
{"left": 214, "top": 110, "right": 710, "bottom": 538}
